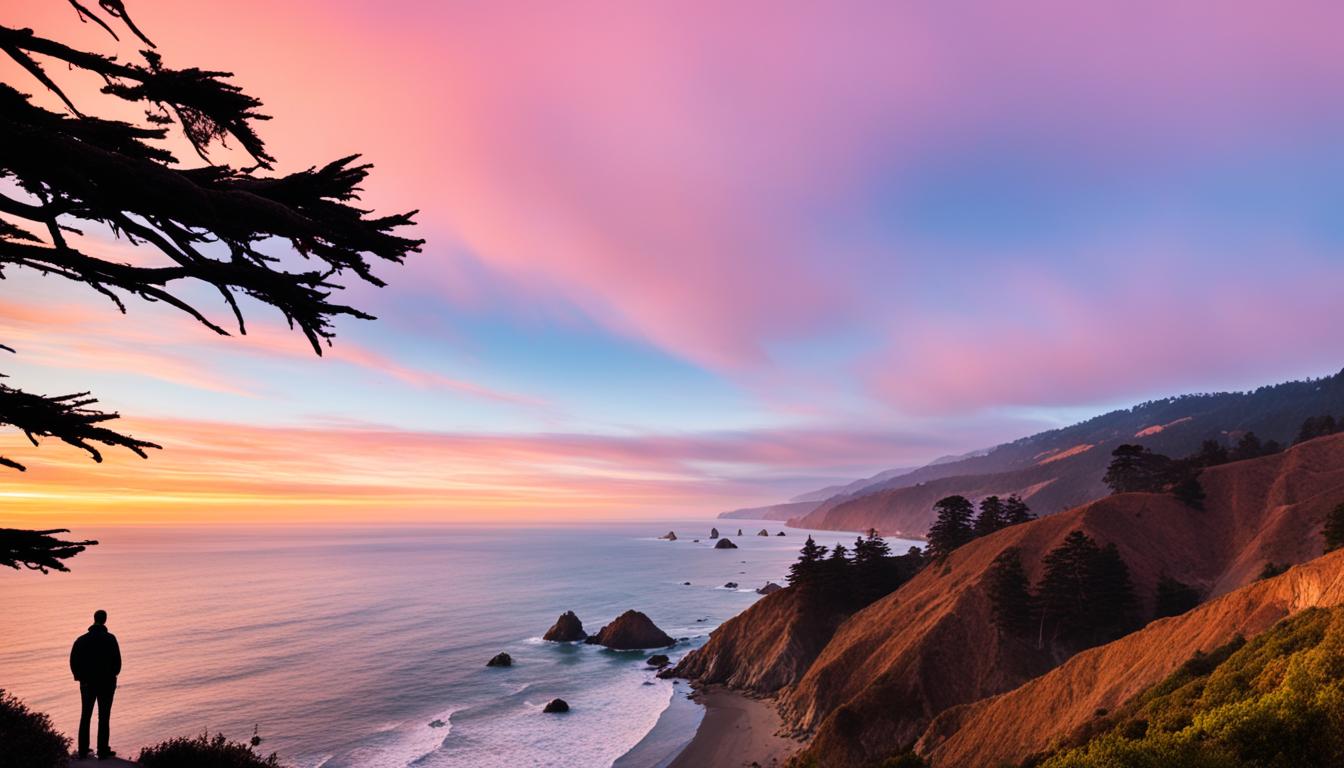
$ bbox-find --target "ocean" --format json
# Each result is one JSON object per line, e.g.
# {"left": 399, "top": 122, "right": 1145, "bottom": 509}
{"left": 0, "top": 521, "right": 912, "bottom": 767}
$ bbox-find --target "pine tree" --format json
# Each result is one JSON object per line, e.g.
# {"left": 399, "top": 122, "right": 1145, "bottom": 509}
{"left": 1002, "top": 495, "right": 1035, "bottom": 526}
{"left": 1103, "top": 444, "right": 1170, "bottom": 494}
{"left": 1323, "top": 503, "right": 1344, "bottom": 554}
{"left": 1154, "top": 576, "right": 1202, "bottom": 618}
{"left": 927, "top": 495, "right": 975, "bottom": 560}
{"left": 1194, "top": 439, "right": 1230, "bottom": 467}
{"left": 985, "top": 547, "right": 1032, "bottom": 637}
{"left": 788, "top": 536, "right": 830, "bottom": 589}
{"left": 852, "top": 530, "right": 895, "bottom": 604}
{"left": 1036, "top": 530, "right": 1099, "bottom": 649}
{"left": 1172, "top": 474, "right": 1206, "bottom": 509}
{"left": 820, "top": 542, "right": 851, "bottom": 600}
{"left": 973, "top": 496, "right": 1006, "bottom": 538}
{"left": 1087, "top": 543, "right": 1137, "bottom": 643}
{"left": 1231, "top": 432, "right": 1264, "bottom": 461}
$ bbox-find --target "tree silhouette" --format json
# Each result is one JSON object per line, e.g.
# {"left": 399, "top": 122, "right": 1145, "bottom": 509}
{"left": 0, "top": 528, "right": 96, "bottom": 572}
{"left": 788, "top": 535, "right": 830, "bottom": 590}
{"left": 985, "top": 547, "right": 1032, "bottom": 637}
{"left": 1002, "top": 494, "right": 1035, "bottom": 526}
{"left": 927, "top": 495, "right": 975, "bottom": 560}
{"left": 1035, "top": 531, "right": 1136, "bottom": 651}
{"left": 1154, "top": 576, "right": 1202, "bottom": 619}
{"left": 1103, "top": 444, "right": 1171, "bottom": 494}
{"left": 0, "top": 3, "right": 421, "bottom": 570}
{"left": 1323, "top": 503, "right": 1344, "bottom": 554}
{"left": 973, "top": 495, "right": 1006, "bottom": 537}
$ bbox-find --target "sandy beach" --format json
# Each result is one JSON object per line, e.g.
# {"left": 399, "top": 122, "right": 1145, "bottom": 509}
{"left": 667, "top": 686, "right": 799, "bottom": 768}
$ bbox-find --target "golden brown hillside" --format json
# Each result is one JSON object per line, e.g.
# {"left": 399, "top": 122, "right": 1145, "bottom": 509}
{"left": 918, "top": 547, "right": 1344, "bottom": 766}
{"left": 676, "top": 433, "right": 1344, "bottom": 768}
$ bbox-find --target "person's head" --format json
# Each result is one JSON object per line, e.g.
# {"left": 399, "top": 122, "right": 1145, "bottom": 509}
{"left": 93, "top": 609, "right": 107, "bottom": 626}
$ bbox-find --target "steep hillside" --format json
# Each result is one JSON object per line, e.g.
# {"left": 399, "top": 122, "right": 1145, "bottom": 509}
{"left": 789, "top": 368, "right": 1344, "bottom": 535}
{"left": 675, "top": 433, "right": 1344, "bottom": 768}
{"left": 918, "top": 550, "right": 1344, "bottom": 767}
{"left": 668, "top": 588, "right": 849, "bottom": 692}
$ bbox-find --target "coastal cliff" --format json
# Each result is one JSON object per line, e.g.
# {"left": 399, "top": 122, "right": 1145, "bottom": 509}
{"left": 676, "top": 433, "right": 1344, "bottom": 767}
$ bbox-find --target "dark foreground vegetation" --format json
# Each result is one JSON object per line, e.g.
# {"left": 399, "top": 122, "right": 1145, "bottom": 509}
{"left": 0, "top": 688, "right": 287, "bottom": 768}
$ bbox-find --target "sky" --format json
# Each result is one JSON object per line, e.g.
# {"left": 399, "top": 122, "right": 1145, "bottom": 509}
{"left": 2, "top": 1, "right": 1343, "bottom": 524}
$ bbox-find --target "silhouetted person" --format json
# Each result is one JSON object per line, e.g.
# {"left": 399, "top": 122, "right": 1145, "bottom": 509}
{"left": 70, "top": 609, "right": 121, "bottom": 759}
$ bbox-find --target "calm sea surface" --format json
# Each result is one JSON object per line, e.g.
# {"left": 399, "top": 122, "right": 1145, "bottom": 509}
{"left": 1, "top": 521, "right": 907, "bottom": 767}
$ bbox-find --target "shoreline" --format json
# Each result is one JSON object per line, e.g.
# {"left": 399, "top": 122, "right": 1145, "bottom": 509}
{"left": 664, "top": 686, "right": 799, "bottom": 768}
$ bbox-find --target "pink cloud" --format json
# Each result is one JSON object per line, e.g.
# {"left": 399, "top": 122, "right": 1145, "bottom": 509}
{"left": 866, "top": 251, "right": 1344, "bottom": 412}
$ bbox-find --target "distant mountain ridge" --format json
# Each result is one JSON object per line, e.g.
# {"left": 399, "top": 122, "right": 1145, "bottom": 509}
{"left": 726, "top": 368, "right": 1344, "bottom": 535}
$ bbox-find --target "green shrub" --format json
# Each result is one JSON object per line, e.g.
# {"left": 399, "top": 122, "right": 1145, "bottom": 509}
{"left": 1034, "top": 607, "right": 1344, "bottom": 767}
{"left": 137, "top": 732, "right": 285, "bottom": 768}
{"left": 0, "top": 689, "right": 70, "bottom": 768}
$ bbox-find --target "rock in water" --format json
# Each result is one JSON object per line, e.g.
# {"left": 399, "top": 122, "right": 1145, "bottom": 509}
{"left": 659, "top": 531, "right": 678, "bottom": 541}
{"left": 710, "top": 527, "right": 720, "bottom": 539}
{"left": 486, "top": 652, "right": 512, "bottom": 667}
{"left": 647, "top": 654, "right": 671, "bottom": 667}
{"left": 757, "top": 581, "right": 784, "bottom": 595}
{"left": 429, "top": 719, "right": 446, "bottom": 728}
{"left": 724, "top": 582, "right": 739, "bottom": 589}
{"left": 543, "top": 611, "right": 587, "bottom": 642}
{"left": 715, "top": 538, "right": 738, "bottom": 549}
{"left": 776, "top": 531, "right": 786, "bottom": 536}
{"left": 584, "top": 609, "right": 675, "bottom": 649}
{"left": 757, "top": 528, "right": 770, "bottom": 537}
{"left": 543, "top": 698, "right": 569, "bottom": 713}
{"left": 737, "top": 529, "right": 743, "bottom": 536}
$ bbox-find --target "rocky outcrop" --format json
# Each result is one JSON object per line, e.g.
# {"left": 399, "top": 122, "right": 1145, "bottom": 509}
{"left": 714, "top": 538, "right": 738, "bottom": 549}
{"left": 757, "top": 582, "right": 783, "bottom": 595}
{"left": 543, "top": 698, "right": 569, "bottom": 713}
{"left": 671, "top": 586, "right": 849, "bottom": 693}
{"left": 757, "top": 528, "right": 770, "bottom": 536}
{"left": 737, "top": 529, "right": 743, "bottom": 536}
{"left": 585, "top": 610, "right": 675, "bottom": 650}
{"left": 647, "top": 654, "right": 670, "bottom": 667}
{"left": 723, "top": 582, "right": 739, "bottom": 589}
{"left": 776, "top": 531, "right": 786, "bottom": 536}
{"left": 710, "top": 527, "right": 720, "bottom": 539}
{"left": 543, "top": 611, "right": 587, "bottom": 642}
{"left": 486, "top": 652, "right": 512, "bottom": 667}
{"left": 659, "top": 531, "right": 677, "bottom": 541}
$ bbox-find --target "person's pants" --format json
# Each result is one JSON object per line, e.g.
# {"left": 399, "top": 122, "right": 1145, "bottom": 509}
{"left": 78, "top": 678, "right": 116, "bottom": 756}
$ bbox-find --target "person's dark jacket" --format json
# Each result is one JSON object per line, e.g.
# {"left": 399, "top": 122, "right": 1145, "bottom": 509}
{"left": 70, "top": 624, "right": 121, "bottom": 682}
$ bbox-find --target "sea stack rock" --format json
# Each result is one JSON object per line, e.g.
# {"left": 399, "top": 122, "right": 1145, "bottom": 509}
{"left": 647, "top": 654, "right": 670, "bottom": 667}
{"left": 710, "top": 527, "right": 720, "bottom": 539}
{"left": 543, "top": 698, "right": 569, "bottom": 713}
{"left": 543, "top": 611, "right": 587, "bottom": 642}
{"left": 757, "top": 528, "right": 770, "bottom": 537}
{"left": 714, "top": 538, "right": 738, "bottom": 549}
{"left": 757, "top": 581, "right": 783, "bottom": 595}
{"left": 776, "top": 531, "right": 786, "bottom": 536}
{"left": 723, "top": 581, "right": 739, "bottom": 589}
{"left": 486, "top": 652, "right": 513, "bottom": 667}
{"left": 659, "top": 531, "right": 677, "bottom": 541}
{"left": 584, "top": 610, "right": 675, "bottom": 650}
{"left": 737, "top": 528, "right": 743, "bottom": 536}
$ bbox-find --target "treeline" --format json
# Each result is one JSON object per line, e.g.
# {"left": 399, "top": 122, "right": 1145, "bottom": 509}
{"left": 985, "top": 533, "right": 1142, "bottom": 654}
{"left": 1103, "top": 413, "right": 1340, "bottom": 510}
{"left": 786, "top": 495, "right": 1034, "bottom": 612}
{"left": 788, "top": 531, "right": 925, "bottom": 610}
{"left": 927, "top": 494, "right": 1035, "bottom": 561}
